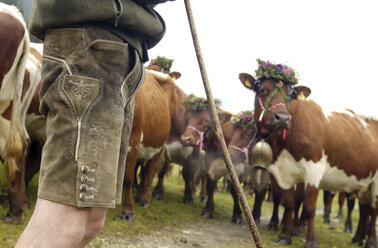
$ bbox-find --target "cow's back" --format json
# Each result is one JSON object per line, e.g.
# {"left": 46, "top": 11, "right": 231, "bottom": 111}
{"left": 0, "top": 7, "right": 25, "bottom": 86}
{"left": 133, "top": 71, "right": 172, "bottom": 148}
{"left": 271, "top": 99, "right": 378, "bottom": 192}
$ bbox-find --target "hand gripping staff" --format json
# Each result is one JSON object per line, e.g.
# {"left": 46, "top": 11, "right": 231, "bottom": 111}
{"left": 184, "top": 1, "right": 264, "bottom": 247}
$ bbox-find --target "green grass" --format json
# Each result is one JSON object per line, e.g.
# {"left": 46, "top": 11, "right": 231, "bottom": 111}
{"left": 0, "top": 164, "right": 360, "bottom": 248}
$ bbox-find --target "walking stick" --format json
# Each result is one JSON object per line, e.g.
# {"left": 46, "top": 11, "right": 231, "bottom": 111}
{"left": 184, "top": 1, "right": 264, "bottom": 247}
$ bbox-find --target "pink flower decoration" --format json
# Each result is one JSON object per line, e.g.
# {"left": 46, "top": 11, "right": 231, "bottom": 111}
{"left": 243, "top": 115, "right": 251, "bottom": 121}
{"left": 265, "top": 61, "right": 272, "bottom": 67}
{"left": 284, "top": 68, "right": 291, "bottom": 74}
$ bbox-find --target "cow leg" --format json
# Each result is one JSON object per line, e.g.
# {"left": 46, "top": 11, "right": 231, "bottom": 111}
{"left": 135, "top": 150, "right": 163, "bottom": 207}
{"left": 294, "top": 183, "right": 305, "bottom": 235}
{"left": 266, "top": 185, "right": 273, "bottom": 202}
{"left": 323, "top": 190, "right": 335, "bottom": 225}
{"left": 3, "top": 139, "right": 30, "bottom": 224}
{"left": 201, "top": 175, "right": 216, "bottom": 218}
{"left": 133, "top": 163, "right": 140, "bottom": 189}
{"left": 268, "top": 176, "right": 281, "bottom": 231}
{"left": 365, "top": 206, "right": 377, "bottom": 248}
{"left": 252, "top": 187, "right": 267, "bottom": 224}
{"left": 275, "top": 187, "right": 295, "bottom": 245}
{"left": 352, "top": 202, "right": 370, "bottom": 246}
{"left": 337, "top": 192, "right": 346, "bottom": 219}
{"left": 344, "top": 193, "right": 355, "bottom": 233}
{"left": 198, "top": 172, "right": 207, "bottom": 202}
{"left": 303, "top": 185, "right": 320, "bottom": 248}
{"left": 121, "top": 142, "right": 140, "bottom": 221}
{"left": 182, "top": 157, "right": 194, "bottom": 204}
{"left": 152, "top": 161, "right": 170, "bottom": 200}
{"left": 230, "top": 182, "right": 242, "bottom": 224}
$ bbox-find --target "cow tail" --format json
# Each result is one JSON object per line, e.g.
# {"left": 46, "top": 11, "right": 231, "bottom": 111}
{"left": 3, "top": 31, "right": 30, "bottom": 185}
{"left": 3, "top": 125, "right": 23, "bottom": 183}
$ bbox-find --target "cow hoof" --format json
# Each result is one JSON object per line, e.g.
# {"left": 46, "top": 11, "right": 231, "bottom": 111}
{"left": 2, "top": 212, "right": 21, "bottom": 224}
{"left": 267, "top": 223, "right": 279, "bottom": 231}
{"left": 138, "top": 201, "right": 150, "bottom": 208}
{"left": 305, "top": 241, "right": 319, "bottom": 248}
{"left": 351, "top": 237, "right": 364, "bottom": 246}
{"left": 201, "top": 210, "right": 213, "bottom": 219}
{"left": 152, "top": 192, "right": 163, "bottom": 200}
{"left": 275, "top": 236, "right": 292, "bottom": 245}
{"left": 152, "top": 188, "right": 163, "bottom": 200}
{"left": 323, "top": 218, "right": 330, "bottom": 225}
{"left": 344, "top": 226, "right": 353, "bottom": 233}
{"left": 231, "top": 216, "right": 242, "bottom": 224}
{"left": 336, "top": 212, "right": 343, "bottom": 220}
{"left": 198, "top": 195, "right": 207, "bottom": 202}
{"left": 120, "top": 213, "right": 135, "bottom": 222}
{"left": 1, "top": 215, "right": 21, "bottom": 224}
{"left": 183, "top": 197, "right": 194, "bottom": 204}
{"left": 365, "top": 238, "right": 377, "bottom": 248}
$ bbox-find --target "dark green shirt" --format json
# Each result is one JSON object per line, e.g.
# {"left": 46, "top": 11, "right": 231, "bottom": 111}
{"left": 29, "top": 0, "right": 168, "bottom": 62}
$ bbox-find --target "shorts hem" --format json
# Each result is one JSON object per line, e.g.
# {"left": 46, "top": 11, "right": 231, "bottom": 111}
{"left": 38, "top": 192, "right": 116, "bottom": 208}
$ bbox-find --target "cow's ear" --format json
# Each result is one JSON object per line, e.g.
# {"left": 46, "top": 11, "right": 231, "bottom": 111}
{"left": 238, "top": 73, "right": 256, "bottom": 91}
{"left": 218, "top": 110, "right": 232, "bottom": 123}
{"left": 169, "top": 71, "right": 181, "bottom": 81}
{"left": 292, "top": 86, "right": 311, "bottom": 100}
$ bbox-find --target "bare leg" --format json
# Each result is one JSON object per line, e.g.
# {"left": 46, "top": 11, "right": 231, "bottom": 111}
{"left": 16, "top": 198, "right": 105, "bottom": 248}
{"left": 76, "top": 207, "right": 107, "bottom": 248}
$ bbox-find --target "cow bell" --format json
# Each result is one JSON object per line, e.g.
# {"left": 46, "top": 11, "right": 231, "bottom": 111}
{"left": 251, "top": 140, "right": 273, "bottom": 169}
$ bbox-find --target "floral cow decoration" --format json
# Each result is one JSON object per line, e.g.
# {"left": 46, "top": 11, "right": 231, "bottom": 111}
{"left": 253, "top": 59, "right": 301, "bottom": 124}
{"left": 182, "top": 93, "right": 221, "bottom": 112}
{"left": 149, "top": 56, "right": 174, "bottom": 73}
{"left": 231, "top": 110, "right": 254, "bottom": 128}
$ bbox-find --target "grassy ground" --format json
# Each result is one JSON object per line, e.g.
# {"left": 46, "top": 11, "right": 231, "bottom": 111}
{"left": 0, "top": 164, "right": 362, "bottom": 248}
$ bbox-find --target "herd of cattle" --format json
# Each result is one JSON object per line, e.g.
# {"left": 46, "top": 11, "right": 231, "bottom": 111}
{"left": 0, "top": 3, "right": 377, "bottom": 248}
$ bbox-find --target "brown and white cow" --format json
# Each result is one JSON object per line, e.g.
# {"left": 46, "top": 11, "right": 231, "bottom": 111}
{"left": 145, "top": 65, "right": 205, "bottom": 205}
{"left": 0, "top": 3, "right": 43, "bottom": 224}
{"left": 239, "top": 72, "right": 378, "bottom": 248}
{"left": 227, "top": 112, "right": 271, "bottom": 224}
{"left": 121, "top": 69, "right": 203, "bottom": 220}
{"left": 181, "top": 104, "right": 243, "bottom": 219}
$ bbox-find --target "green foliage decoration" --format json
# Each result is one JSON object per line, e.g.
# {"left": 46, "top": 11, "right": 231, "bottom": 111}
{"left": 150, "top": 56, "right": 174, "bottom": 72}
{"left": 231, "top": 110, "right": 254, "bottom": 128}
{"left": 182, "top": 94, "right": 221, "bottom": 112}
{"left": 255, "top": 58, "right": 299, "bottom": 85}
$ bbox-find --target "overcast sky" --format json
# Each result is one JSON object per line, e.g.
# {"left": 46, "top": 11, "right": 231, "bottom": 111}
{"left": 149, "top": 0, "right": 378, "bottom": 117}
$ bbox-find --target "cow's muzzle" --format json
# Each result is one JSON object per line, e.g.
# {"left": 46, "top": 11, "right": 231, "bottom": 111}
{"left": 273, "top": 112, "right": 291, "bottom": 130}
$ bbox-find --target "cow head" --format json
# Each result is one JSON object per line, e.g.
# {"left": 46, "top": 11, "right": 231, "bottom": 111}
{"left": 228, "top": 111, "right": 257, "bottom": 167}
{"left": 147, "top": 64, "right": 181, "bottom": 80}
{"left": 180, "top": 94, "right": 226, "bottom": 152}
{"left": 238, "top": 60, "right": 310, "bottom": 139}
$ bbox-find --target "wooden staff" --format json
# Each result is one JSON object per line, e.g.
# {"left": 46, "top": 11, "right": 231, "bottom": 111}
{"left": 184, "top": 1, "right": 264, "bottom": 247}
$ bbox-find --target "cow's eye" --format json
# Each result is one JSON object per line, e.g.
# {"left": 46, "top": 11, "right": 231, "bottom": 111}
{"left": 259, "top": 88, "right": 267, "bottom": 95}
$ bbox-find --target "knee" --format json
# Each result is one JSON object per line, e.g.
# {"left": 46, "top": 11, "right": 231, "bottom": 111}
{"left": 302, "top": 204, "right": 316, "bottom": 219}
{"left": 83, "top": 215, "right": 106, "bottom": 241}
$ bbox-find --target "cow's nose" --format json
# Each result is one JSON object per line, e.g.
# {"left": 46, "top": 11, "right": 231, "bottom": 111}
{"left": 274, "top": 112, "right": 291, "bottom": 129}
{"left": 181, "top": 135, "right": 193, "bottom": 145}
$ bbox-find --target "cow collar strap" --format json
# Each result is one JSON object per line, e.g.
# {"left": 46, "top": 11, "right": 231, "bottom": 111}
{"left": 229, "top": 138, "right": 255, "bottom": 171}
{"left": 257, "top": 81, "right": 290, "bottom": 123}
{"left": 187, "top": 125, "right": 204, "bottom": 152}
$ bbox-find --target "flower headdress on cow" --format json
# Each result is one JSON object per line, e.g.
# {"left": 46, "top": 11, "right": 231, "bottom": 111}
{"left": 182, "top": 94, "right": 221, "bottom": 112}
{"left": 231, "top": 110, "right": 254, "bottom": 128}
{"left": 255, "top": 58, "right": 299, "bottom": 86}
{"left": 149, "top": 56, "right": 174, "bottom": 73}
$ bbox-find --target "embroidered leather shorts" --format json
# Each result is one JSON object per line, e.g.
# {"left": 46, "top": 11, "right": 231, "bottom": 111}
{"left": 38, "top": 26, "right": 144, "bottom": 208}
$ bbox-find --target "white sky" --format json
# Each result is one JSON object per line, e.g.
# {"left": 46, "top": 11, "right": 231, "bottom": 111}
{"left": 149, "top": 0, "right": 378, "bottom": 116}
